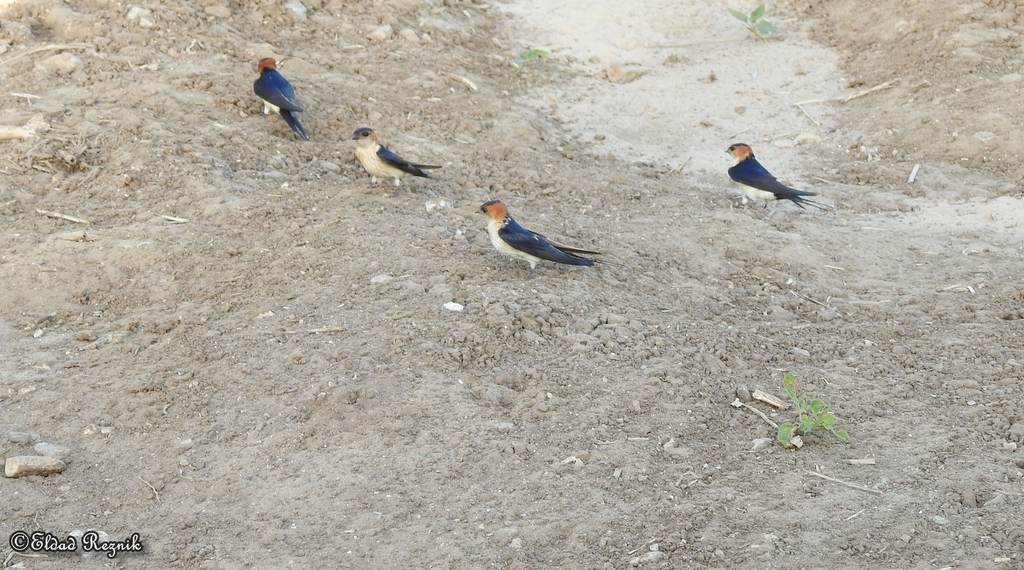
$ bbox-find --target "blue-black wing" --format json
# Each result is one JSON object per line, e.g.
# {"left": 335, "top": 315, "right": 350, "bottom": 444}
{"left": 280, "top": 111, "right": 308, "bottom": 140}
{"left": 499, "top": 219, "right": 597, "bottom": 266}
{"left": 377, "top": 145, "right": 440, "bottom": 177}
{"left": 254, "top": 70, "right": 303, "bottom": 113}
{"left": 729, "top": 157, "right": 825, "bottom": 209}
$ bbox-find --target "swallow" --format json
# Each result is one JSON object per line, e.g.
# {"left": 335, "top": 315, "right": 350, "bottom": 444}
{"left": 727, "top": 143, "right": 826, "bottom": 210}
{"left": 253, "top": 58, "right": 308, "bottom": 140}
{"left": 478, "top": 200, "right": 600, "bottom": 279}
{"left": 352, "top": 127, "right": 441, "bottom": 187}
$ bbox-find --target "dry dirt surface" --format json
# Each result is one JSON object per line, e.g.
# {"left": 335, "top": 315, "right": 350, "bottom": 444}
{"left": 1, "top": 0, "right": 1023, "bottom": 567}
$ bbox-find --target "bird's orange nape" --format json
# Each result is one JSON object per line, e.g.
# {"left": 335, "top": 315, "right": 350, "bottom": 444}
{"left": 257, "top": 58, "right": 277, "bottom": 73}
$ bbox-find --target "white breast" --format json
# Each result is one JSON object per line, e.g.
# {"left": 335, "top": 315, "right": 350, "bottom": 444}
{"left": 354, "top": 145, "right": 406, "bottom": 180}
{"left": 736, "top": 183, "right": 777, "bottom": 203}
{"left": 486, "top": 221, "right": 541, "bottom": 267}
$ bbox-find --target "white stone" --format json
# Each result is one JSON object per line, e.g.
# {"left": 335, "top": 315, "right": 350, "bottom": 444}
{"left": 366, "top": 25, "right": 393, "bottom": 42}
{"left": 126, "top": 6, "right": 151, "bottom": 20}
{"left": 424, "top": 199, "right": 449, "bottom": 212}
{"left": 398, "top": 28, "right": 420, "bottom": 43}
{"left": 284, "top": 0, "right": 307, "bottom": 21}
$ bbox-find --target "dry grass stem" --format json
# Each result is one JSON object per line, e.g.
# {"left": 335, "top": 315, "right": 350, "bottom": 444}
{"left": 805, "top": 470, "right": 884, "bottom": 495}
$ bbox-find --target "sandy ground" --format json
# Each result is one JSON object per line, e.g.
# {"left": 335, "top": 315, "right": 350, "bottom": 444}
{"left": 1, "top": 0, "right": 1022, "bottom": 568}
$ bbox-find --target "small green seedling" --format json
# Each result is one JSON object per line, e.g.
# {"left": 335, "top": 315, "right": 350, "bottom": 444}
{"left": 777, "top": 373, "right": 849, "bottom": 448}
{"left": 728, "top": 4, "right": 779, "bottom": 40}
{"left": 515, "top": 49, "right": 548, "bottom": 64}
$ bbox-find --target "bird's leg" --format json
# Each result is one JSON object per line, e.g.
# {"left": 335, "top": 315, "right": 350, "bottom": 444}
{"left": 370, "top": 176, "right": 379, "bottom": 185}
{"left": 525, "top": 262, "right": 539, "bottom": 280}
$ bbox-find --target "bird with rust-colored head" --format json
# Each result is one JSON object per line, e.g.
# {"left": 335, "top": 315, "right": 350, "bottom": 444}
{"left": 478, "top": 200, "right": 600, "bottom": 279}
{"left": 351, "top": 127, "right": 441, "bottom": 188}
{"left": 727, "top": 143, "right": 826, "bottom": 210}
{"left": 253, "top": 58, "right": 308, "bottom": 140}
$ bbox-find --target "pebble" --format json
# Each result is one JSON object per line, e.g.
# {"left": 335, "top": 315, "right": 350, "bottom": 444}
{"left": 795, "top": 133, "right": 822, "bottom": 145}
{"left": 8, "top": 431, "right": 41, "bottom": 445}
{"left": 932, "top": 515, "right": 949, "bottom": 525}
{"left": 204, "top": 5, "right": 231, "bottom": 19}
{"left": 370, "top": 274, "right": 394, "bottom": 284}
{"left": 38, "top": 53, "right": 83, "bottom": 72}
{"left": 984, "top": 492, "right": 1005, "bottom": 507}
{"left": 320, "top": 160, "right": 341, "bottom": 174}
{"left": 367, "top": 25, "right": 393, "bottom": 42}
{"left": 443, "top": 302, "right": 464, "bottom": 312}
{"left": 33, "top": 442, "right": 71, "bottom": 459}
{"left": 629, "top": 550, "right": 667, "bottom": 565}
{"left": 429, "top": 283, "right": 453, "bottom": 297}
{"left": 126, "top": 6, "right": 150, "bottom": 20}
{"left": 961, "top": 490, "right": 978, "bottom": 508}
{"left": 510, "top": 537, "right": 523, "bottom": 549}
{"left": 126, "top": 6, "right": 155, "bottom": 27}
{"left": 751, "top": 438, "right": 773, "bottom": 451}
{"left": 5, "top": 456, "right": 66, "bottom": 477}
{"left": 284, "top": 0, "right": 307, "bottom": 21}
{"left": 736, "top": 387, "right": 752, "bottom": 402}
{"left": 521, "top": 330, "right": 545, "bottom": 343}
{"left": 398, "top": 28, "right": 420, "bottom": 43}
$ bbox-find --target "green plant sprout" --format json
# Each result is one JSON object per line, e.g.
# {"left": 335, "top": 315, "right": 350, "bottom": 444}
{"left": 776, "top": 373, "right": 849, "bottom": 448}
{"left": 515, "top": 49, "right": 548, "bottom": 64}
{"left": 728, "top": 4, "right": 779, "bottom": 40}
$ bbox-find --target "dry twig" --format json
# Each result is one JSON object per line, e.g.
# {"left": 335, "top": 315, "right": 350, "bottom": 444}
{"left": 731, "top": 398, "right": 778, "bottom": 429}
{"left": 796, "top": 79, "right": 899, "bottom": 106}
{"left": 752, "top": 389, "right": 787, "bottom": 408}
{"left": 805, "top": 470, "right": 884, "bottom": 495}
{"left": 446, "top": 73, "right": 478, "bottom": 92}
{"left": 794, "top": 103, "right": 820, "bottom": 126}
{"left": 282, "top": 326, "right": 347, "bottom": 334}
{"left": 0, "top": 43, "right": 93, "bottom": 67}
{"left": 36, "top": 209, "right": 90, "bottom": 225}
{"left": 139, "top": 476, "right": 161, "bottom": 503}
